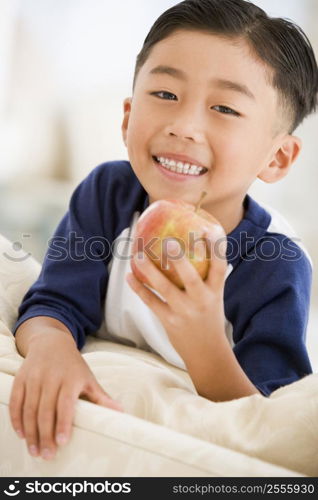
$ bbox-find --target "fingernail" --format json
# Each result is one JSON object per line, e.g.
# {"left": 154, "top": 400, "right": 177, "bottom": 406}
{"left": 135, "top": 252, "right": 146, "bottom": 264}
{"left": 41, "top": 448, "right": 54, "bottom": 460}
{"left": 16, "top": 429, "right": 24, "bottom": 439}
{"left": 29, "top": 444, "right": 39, "bottom": 457}
{"left": 56, "top": 433, "right": 68, "bottom": 446}
{"left": 166, "top": 239, "right": 179, "bottom": 252}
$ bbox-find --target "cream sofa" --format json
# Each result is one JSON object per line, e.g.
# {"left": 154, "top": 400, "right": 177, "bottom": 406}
{"left": 0, "top": 233, "right": 317, "bottom": 478}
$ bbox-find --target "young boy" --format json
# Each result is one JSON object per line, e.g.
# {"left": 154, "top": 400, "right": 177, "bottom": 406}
{"left": 9, "top": 0, "right": 318, "bottom": 461}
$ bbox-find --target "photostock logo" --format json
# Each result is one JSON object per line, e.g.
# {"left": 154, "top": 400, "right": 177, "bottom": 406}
{"left": 3, "top": 481, "right": 20, "bottom": 496}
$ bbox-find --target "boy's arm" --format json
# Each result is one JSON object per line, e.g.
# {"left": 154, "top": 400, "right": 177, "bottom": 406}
{"left": 10, "top": 162, "right": 140, "bottom": 459}
{"left": 181, "top": 326, "right": 261, "bottom": 401}
{"left": 10, "top": 316, "right": 123, "bottom": 461}
{"left": 128, "top": 235, "right": 312, "bottom": 401}
{"left": 128, "top": 257, "right": 259, "bottom": 401}
{"left": 14, "top": 316, "right": 75, "bottom": 356}
{"left": 13, "top": 164, "right": 116, "bottom": 351}
{"left": 127, "top": 234, "right": 260, "bottom": 401}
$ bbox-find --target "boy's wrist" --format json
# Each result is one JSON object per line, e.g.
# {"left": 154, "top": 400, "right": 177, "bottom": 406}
{"left": 184, "top": 331, "right": 259, "bottom": 401}
{"left": 15, "top": 316, "right": 76, "bottom": 356}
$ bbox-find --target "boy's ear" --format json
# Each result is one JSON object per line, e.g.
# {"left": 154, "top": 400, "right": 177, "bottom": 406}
{"left": 257, "top": 134, "right": 302, "bottom": 184}
{"left": 121, "top": 97, "right": 132, "bottom": 147}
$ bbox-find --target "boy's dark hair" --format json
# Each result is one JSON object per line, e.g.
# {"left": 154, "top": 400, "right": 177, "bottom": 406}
{"left": 133, "top": 0, "right": 318, "bottom": 134}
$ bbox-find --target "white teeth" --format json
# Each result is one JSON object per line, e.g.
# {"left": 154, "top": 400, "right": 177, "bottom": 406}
{"left": 176, "top": 162, "right": 183, "bottom": 173}
{"left": 189, "top": 165, "right": 198, "bottom": 174}
{"left": 156, "top": 156, "right": 205, "bottom": 176}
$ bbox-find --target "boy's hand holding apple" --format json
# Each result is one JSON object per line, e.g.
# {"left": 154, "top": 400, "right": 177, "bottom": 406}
{"left": 126, "top": 192, "right": 229, "bottom": 367}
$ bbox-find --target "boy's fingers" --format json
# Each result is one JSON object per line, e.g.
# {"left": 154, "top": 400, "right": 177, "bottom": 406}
{"left": 9, "top": 375, "right": 25, "bottom": 439}
{"left": 37, "top": 382, "right": 61, "bottom": 459}
{"left": 127, "top": 272, "right": 170, "bottom": 318}
{"left": 84, "top": 380, "right": 124, "bottom": 412}
{"left": 132, "top": 252, "right": 180, "bottom": 307}
{"left": 55, "top": 385, "right": 80, "bottom": 447}
{"left": 23, "top": 379, "right": 41, "bottom": 456}
{"left": 164, "top": 239, "right": 206, "bottom": 301}
{"left": 54, "top": 380, "right": 124, "bottom": 449}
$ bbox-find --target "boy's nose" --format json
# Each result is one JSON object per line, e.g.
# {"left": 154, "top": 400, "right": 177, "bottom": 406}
{"left": 164, "top": 108, "right": 206, "bottom": 143}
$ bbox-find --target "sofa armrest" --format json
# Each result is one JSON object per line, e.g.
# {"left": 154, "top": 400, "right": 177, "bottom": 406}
{"left": 0, "top": 372, "right": 302, "bottom": 477}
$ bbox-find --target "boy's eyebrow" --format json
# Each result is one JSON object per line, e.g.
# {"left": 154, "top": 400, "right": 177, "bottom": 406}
{"left": 149, "top": 65, "right": 256, "bottom": 100}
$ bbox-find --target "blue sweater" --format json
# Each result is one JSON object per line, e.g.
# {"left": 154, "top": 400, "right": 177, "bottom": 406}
{"left": 13, "top": 161, "right": 313, "bottom": 396}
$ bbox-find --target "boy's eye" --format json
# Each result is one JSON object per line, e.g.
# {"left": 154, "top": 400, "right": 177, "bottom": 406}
{"left": 212, "top": 105, "right": 240, "bottom": 117}
{"left": 150, "top": 91, "right": 177, "bottom": 100}
{"left": 149, "top": 93, "right": 240, "bottom": 116}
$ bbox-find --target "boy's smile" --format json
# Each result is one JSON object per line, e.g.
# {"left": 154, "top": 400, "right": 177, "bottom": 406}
{"left": 122, "top": 30, "right": 300, "bottom": 233}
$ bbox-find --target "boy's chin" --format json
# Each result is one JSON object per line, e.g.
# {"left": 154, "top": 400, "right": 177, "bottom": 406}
{"left": 149, "top": 191, "right": 203, "bottom": 206}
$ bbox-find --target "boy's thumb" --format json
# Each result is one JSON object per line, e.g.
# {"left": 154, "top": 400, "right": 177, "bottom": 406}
{"left": 85, "top": 381, "right": 124, "bottom": 412}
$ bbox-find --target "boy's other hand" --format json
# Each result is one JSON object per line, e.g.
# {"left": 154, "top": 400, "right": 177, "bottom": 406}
{"left": 9, "top": 324, "right": 123, "bottom": 461}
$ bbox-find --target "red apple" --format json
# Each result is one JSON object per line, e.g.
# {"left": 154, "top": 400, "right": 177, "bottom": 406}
{"left": 131, "top": 192, "right": 224, "bottom": 289}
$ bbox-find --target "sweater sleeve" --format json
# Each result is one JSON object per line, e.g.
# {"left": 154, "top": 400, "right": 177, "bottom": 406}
{"left": 13, "top": 164, "right": 115, "bottom": 349}
{"left": 229, "top": 238, "right": 313, "bottom": 396}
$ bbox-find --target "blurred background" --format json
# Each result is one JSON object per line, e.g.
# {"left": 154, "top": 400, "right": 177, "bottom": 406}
{"left": 0, "top": 0, "right": 317, "bottom": 367}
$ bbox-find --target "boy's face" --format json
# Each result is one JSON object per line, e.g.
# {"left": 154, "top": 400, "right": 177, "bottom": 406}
{"left": 122, "top": 30, "right": 299, "bottom": 230}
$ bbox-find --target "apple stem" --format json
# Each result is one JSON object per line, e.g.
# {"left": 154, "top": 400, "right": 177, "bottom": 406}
{"left": 195, "top": 191, "right": 207, "bottom": 212}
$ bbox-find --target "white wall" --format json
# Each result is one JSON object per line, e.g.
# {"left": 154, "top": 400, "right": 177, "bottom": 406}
{"left": 1, "top": 1, "right": 316, "bottom": 182}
